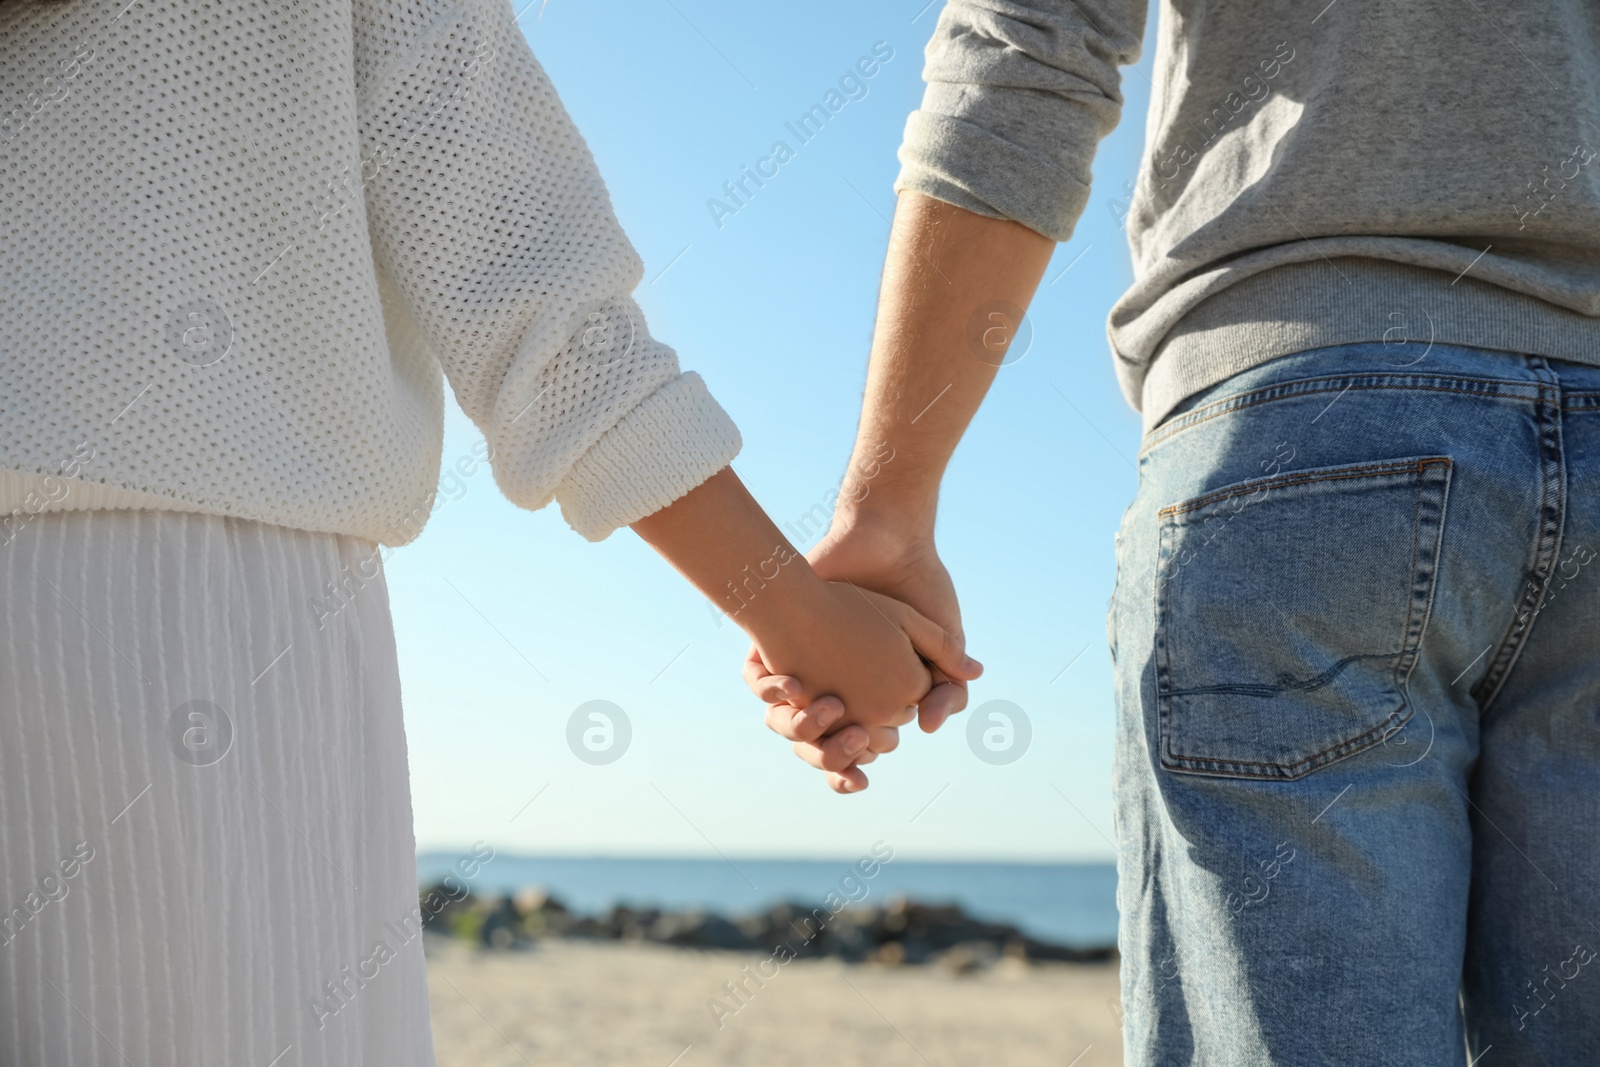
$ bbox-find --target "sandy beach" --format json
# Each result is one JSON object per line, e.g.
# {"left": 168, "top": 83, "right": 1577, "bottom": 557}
{"left": 426, "top": 937, "right": 1123, "bottom": 1066}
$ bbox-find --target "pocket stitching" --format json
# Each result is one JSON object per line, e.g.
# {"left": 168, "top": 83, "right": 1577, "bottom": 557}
{"left": 1141, "top": 377, "right": 1538, "bottom": 457}
{"left": 1158, "top": 457, "right": 1450, "bottom": 520}
{"left": 1154, "top": 457, "right": 1452, "bottom": 780}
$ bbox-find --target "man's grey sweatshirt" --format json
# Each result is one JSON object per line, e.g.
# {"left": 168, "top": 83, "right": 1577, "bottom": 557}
{"left": 896, "top": 0, "right": 1600, "bottom": 431}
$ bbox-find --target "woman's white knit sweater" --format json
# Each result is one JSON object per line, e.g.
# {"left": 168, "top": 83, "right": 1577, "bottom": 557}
{"left": 0, "top": 0, "right": 741, "bottom": 544}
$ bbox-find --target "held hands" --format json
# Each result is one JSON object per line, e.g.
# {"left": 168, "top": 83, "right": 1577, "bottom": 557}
{"left": 744, "top": 523, "right": 980, "bottom": 793}
{"left": 745, "top": 574, "right": 976, "bottom": 759}
{"left": 628, "top": 467, "right": 973, "bottom": 794}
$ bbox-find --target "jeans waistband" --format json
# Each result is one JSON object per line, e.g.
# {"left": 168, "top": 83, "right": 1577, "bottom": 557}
{"left": 1143, "top": 341, "right": 1600, "bottom": 454}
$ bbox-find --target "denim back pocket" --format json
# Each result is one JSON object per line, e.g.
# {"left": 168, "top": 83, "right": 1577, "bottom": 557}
{"left": 1154, "top": 456, "right": 1452, "bottom": 780}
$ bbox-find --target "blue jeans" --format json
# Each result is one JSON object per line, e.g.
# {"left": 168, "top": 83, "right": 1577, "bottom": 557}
{"left": 1110, "top": 341, "right": 1600, "bottom": 1065}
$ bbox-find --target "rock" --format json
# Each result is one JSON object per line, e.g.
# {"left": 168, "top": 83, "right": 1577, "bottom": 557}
{"left": 734, "top": 912, "right": 772, "bottom": 944}
{"left": 868, "top": 940, "right": 905, "bottom": 966}
{"left": 1019, "top": 938, "right": 1118, "bottom": 964}
{"left": 478, "top": 896, "right": 531, "bottom": 951}
{"left": 647, "top": 910, "right": 757, "bottom": 951}
{"left": 418, "top": 881, "right": 475, "bottom": 934}
{"left": 814, "top": 908, "right": 878, "bottom": 962}
{"left": 935, "top": 940, "right": 1001, "bottom": 975}
{"left": 513, "top": 886, "right": 568, "bottom": 916}
{"left": 603, "top": 905, "right": 660, "bottom": 941}
{"left": 421, "top": 882, "right": 1118, "bottom": 965}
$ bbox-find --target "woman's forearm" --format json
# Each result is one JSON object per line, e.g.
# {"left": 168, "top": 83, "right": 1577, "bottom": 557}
{"left": 833, "top": 192, "right": 1055, "bottom": 545}
{"left": 630, "top": 466, "right": 821, "bottom": 646}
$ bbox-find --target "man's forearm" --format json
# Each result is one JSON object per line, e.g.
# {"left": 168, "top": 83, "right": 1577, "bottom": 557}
{"left": 834, "top": 192, "right": 1055, "bottom": 544}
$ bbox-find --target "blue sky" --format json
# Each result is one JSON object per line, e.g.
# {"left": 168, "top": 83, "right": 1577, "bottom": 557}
{"left": 393, "top": 0, "right": 1156, "bottom": 861}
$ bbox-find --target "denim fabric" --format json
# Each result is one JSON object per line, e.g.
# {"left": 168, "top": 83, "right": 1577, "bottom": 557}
{"left": 1110, "top": 341, "right": 1600, "bottom": 1065}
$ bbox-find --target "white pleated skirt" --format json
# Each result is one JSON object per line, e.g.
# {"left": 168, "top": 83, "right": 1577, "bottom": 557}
{"left": 0, "top": 509, "right": 435, "bottom": 1066}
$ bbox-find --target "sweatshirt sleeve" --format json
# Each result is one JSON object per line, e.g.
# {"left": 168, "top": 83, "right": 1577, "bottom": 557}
{"left": 896, "top": 0, "right": 1148, "bottom": 242}
{"left": 352, "top": 0, "right": 740, "bottom": 541}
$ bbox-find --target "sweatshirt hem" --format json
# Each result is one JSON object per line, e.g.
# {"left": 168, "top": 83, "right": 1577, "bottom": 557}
{"left": 1137, "top": 257, "right": 1600, "bottom": 435}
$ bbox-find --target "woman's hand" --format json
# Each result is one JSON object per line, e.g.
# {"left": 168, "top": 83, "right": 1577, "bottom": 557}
{"left": 750, "top": 576, "right": 972, "bottom": 732}
{"left": 817, "top": 523, "right": 974, "bottom": 733}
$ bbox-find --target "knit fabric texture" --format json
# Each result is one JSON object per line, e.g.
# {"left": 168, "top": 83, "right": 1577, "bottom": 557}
{"left": 0, "top": 0, "right": 740, "bottom": 545}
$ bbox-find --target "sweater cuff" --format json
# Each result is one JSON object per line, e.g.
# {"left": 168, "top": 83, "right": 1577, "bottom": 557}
{"left": 895, "top": 110, "right": 1089, "bottom": 244}
{"left": 556, "top": 371, "right": 742, "bottom": 542}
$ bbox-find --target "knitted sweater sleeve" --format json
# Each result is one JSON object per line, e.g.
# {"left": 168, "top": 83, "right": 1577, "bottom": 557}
{"left": 352, "top": 0, "right": 741, "bottom": 541}
{"left": 895, "top": 0, "right": 1147, "bottom": 243}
